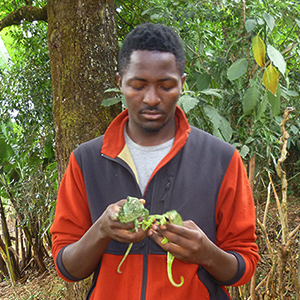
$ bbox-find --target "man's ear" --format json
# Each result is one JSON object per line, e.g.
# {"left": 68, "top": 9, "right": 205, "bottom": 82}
{"left": 116, "top": 72, "right": 122, "bottom": 89}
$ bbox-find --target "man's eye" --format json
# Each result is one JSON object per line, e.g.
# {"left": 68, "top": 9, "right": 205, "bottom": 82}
{"left": 161, "top": 86, "right": 172, "bottom": 91}
{"left": 131, "top": 85, "right": 144, "bottom": 90}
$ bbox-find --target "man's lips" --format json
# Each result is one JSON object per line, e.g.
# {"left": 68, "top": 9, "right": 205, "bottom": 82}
{"left": 141, "top": 110, "right": 163, "bottom": 120}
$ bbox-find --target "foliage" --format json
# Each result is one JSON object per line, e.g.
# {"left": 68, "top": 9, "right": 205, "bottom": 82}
{"left": 0, "top": 15, "right": 55, "bottom": 278}
{"left": 115, "top": 0, "right": 300, "bottom": 185}
{"left": 0, "top": 0, "right": 299, "bottom": 298}
{"left": 0, "top": 21, "right": 52, "bottom": 126}
{"left": 111, "top": 4, "right": 300, "bottom": 297}
{"left": 0, "top": 117, "right": 57, "bottom": 277}
{"left": 115, "top": 0, "right": 149, "bottom": 38}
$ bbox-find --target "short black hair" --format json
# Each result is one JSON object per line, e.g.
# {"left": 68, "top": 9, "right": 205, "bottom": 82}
{"left": 118, "top": 23, "right": 185, "bottom": 76}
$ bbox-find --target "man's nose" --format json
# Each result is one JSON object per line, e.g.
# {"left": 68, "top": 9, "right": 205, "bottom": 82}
{"left": 143, "top": 86, "right": 161, "bottom": 106}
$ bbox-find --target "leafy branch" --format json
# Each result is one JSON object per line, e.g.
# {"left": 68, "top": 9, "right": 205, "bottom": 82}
{"left": 0, "top": 4, "right": 47, "bottom": 31}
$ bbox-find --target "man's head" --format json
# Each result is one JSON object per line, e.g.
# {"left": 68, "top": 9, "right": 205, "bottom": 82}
{"left": 117, "top": 24, "right": 186, "bottom": 146}
{"left": 118, "top": 23, "right": 185, "bottom": 77}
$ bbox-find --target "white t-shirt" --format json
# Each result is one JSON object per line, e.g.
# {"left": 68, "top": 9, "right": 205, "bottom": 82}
{"left": 124, "top": 130, "right": 174, "bottom": 194}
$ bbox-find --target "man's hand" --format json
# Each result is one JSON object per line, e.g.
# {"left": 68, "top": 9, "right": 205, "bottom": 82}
{"left": 148, "top": 220, "right": 238, "bottom": 282}
{"left": 62, "top": 199, "right": 147, "bottom": 279}
{"left": 148, "top": 220, "right": 212, "bottom": 264}
{"left": 97, "top": 199, "right": 148, "bottom": 244}
{"left": 98, "top": 197, "right": 149, "bottom": 274}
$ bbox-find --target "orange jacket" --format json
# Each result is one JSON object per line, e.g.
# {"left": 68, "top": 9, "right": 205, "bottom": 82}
{"left": 51, "top": 106, "right": 259, "bottom": 299}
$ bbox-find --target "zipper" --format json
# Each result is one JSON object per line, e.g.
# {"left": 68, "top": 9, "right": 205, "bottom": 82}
{"left": 139, "top": 172, "right": 161, "bottom": 300}
{"left": 140, "top": 242, "right": 149, "bottom": 300}
{"left": 102, "top": 153, "right": 168, "bottom": 300}
{"left": 101, "top": 153, "right": 142, "bottom": 196}
{"left": 139, "top": 185, "right": 153, "bottom": 300}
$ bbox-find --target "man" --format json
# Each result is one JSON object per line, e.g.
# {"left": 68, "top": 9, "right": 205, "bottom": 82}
{"left": 51, "top": 23, "right": 259, "bottom": 300}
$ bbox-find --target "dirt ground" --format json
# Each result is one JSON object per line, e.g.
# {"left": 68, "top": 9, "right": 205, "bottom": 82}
{"left": 1, "top": 199, "right": 299, "bottom": 300}
{"left": 0, "top": 259, "right": 66, "bottom": 300}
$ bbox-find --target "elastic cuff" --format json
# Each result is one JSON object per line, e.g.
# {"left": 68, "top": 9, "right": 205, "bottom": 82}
{"left": 56, "top": 246, "right": 83, "bottom": 282}
{"left": 214, "top": 251, "right": 245, "bottom": 286}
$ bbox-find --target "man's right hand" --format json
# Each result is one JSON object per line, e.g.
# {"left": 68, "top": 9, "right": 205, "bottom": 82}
{"left": 61, "top": 199, "right": 147, "bottom": 279}
{"left": 97, "top": 199, "right": 148, "bottom": 244}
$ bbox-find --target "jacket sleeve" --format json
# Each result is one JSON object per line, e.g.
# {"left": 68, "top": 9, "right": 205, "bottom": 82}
{"left": 50, "top": 152, "right": 92, "bottom": 282}
{"left": 215, "top": 149, "right": 260, "bottom": 286}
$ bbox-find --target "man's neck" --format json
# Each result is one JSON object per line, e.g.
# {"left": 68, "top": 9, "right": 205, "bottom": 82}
{"left": 126, "top": 120, "right": 176, "bottom": 146}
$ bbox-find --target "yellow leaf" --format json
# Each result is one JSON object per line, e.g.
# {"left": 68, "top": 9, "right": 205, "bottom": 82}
{"left": 252, "top": 35, "right": 266, "bottom": 67}
{"left": 263, "top": 64, "right": 279, "bottom": 95}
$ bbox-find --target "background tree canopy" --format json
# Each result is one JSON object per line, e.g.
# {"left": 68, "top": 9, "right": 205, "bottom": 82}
{"left": 0, "top": 0, "right": 299, "bottom": 299}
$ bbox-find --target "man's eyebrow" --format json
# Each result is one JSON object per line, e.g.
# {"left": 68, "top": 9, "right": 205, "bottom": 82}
{"left": 128, "top": 77, "right": 175, "bottom": 82}
{"left": 158, "top": 78, "right": 175, "bottom": 82}
{"left": 128, "top": 77, "right": 146, "bottom": 82}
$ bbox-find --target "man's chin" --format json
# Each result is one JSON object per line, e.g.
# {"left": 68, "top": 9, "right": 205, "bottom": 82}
{"left": 140, "top": 120, "right": 164, "bottom": 133}
{"left": 141, "top": 126, "right": 161, "bottom": 134}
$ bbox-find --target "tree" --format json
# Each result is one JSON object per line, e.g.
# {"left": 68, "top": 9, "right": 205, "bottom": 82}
{"left": 47, "top": 0, "right": 121, "bottom": 178}
{"left": 1, "top": 0, "right": 121, "bottom": 177}
{"left": 1, "top": 0, "right": 121, "bottom": 297}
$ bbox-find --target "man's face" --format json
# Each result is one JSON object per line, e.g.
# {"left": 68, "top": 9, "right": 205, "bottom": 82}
{"left": 118, "top": 50, "right": 186, "bottom": 145}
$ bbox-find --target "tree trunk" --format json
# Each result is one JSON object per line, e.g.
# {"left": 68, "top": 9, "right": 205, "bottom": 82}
{"left": 47, "top": 0, "right": 121, "bottom": 181}
{"left": 22, "top": 226, "right": 46, "bottom": 274}
{"left": 0, "top": 197, "right": 20, "bottom": 281}
{"left": 47, "top": 0, "right": 120, "bottom": 297}
{"left": 248, "top": 155, "right": 256, "bottom": 300}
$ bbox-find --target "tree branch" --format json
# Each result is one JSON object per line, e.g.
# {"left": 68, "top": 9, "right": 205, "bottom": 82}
{"left": 0, "top": 4, "right": 47, "bottom": 31}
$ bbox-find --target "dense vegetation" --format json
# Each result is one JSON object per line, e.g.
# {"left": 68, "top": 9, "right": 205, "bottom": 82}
{"left": 0, "top": 0, "right": 299, "bottom": 299}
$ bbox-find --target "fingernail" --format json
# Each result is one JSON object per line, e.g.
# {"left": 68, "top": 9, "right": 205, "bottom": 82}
{"left": 152, "top": 225, "right": 158, "bottom": 231}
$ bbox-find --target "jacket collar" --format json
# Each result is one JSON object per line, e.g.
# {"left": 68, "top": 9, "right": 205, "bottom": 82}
{"left": 101, "top": 105, "right": 191, "bottom": 160}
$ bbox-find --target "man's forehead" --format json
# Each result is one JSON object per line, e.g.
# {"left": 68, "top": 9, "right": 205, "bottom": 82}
{"left": 118, "top": 50, "right": 182, "bottom": 81}
{"left": 129, "top": 50, "right": 176, "bottom": 63}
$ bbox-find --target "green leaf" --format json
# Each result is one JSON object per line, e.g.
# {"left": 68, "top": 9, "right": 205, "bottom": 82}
{"left": 295, "top": 19, "right": 300, "bottom": 29}
{"left": 242, "top": 85, "right": 260, "bottom": 115}
{"left": 219, "top": 117, "right": 233, "bottom": 142}
{"left": 203, "top": 105, "right": 232, "bottom": 142}
{"left": 267, "top": 45, "right": 286, "bottom": 76}
{"left": 0, "top": 138, "right": 9, "bottom": 162}
{"left": 196, "top": 73, "right": 211, "bottom": 91}
{"left": 203, "top": 105, "right": 221, "bottom": 127}
{"left": 290, "top": 125, "right": 299, "bottom": 135}
{"left": 239, "top": 145, "right": 250, "bottom": 159}
{"left": 141, "top": 8, "right": 154, "bottom": 16}
{"left": 150, "top": 13, "right": 163, "bottom": 20}
{"left": 178, "top": 95, "right": 198, "bottom": 113}
{"left": 245, "top": 19, "right": 257, "bottom": 32}
{"left": 232, "top": 142, "right": 242, "bottom": 148}
{"left": 104, "top": 88, "right": 121, "bottom": 93}
{"left": 267, "top": 85, "right": 281, "bottom": 116}
{"left": 0, "top": 137, "right": 13, "bottom": 163}
{"left": 282, "top": 89, "right": 299, "bottom": 97}
{"left": 245, "top": 137, "right": 255, "bottom": 144}
{"left": 263, "top": 12, "right": 275, "bottom": 31}
{"left": 227, "top": 58, "right": 248, "bottom": 81}
{"left": 257, "top": 18, "right": 265, "bottom": 25}
{"left": 101, "top": 97, "right": 122, "bottom": 107}
{"left": 255, "top": 93, "right": 268, "bottom": 120}
{"left": 200, "top": 88, "right": 223, "bottom": 98}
